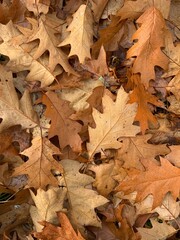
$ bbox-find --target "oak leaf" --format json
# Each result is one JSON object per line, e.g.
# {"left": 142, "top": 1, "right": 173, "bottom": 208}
{"left": 128, "top": 82, "right": 163, "bottom": 134}
{"left": 116, "top": 157, "right": 180, "bottom": 208}
{"left": 41, "top": 91, "right": 82, "bottom": 152}
{"left": 13, "top": 137, "right": 62, "bottom": 189}
{"left": 24, "top": 0, "right": 50, "bottom": 15}
{"left": 87, "top": 87, "right": 140, "bottom": 160}
{"left": 91, "top": 16, "right": 124, "bottom": 58}
{"left": 116, "top": 0, "right": 171, "bottom": 20}
{"left": 0, "top": 21, "right": 60, "bottom": 87}
{"left": 0, "top": 66, "right": 37, "bottom": 132}
{"left": 127, "top": 7, "right": 169, "bottom": 88}
{"left": 57, "top": 159, "right": 108, "bottom": 228}
{"left": 30, "top": 188, "right": 67, "bottom": 232}
{"left": 117, "top": 134, "right": 170, "bottom": 170}
{"left": 21, "top": 16, "right": 76, "bottom": 74}
{"left": 137, "top": 218, "right": 177, "bottom": 240}
{"left": 34, "top": 212, "right": 85, "bottom": 240}
{"left": 59, "top": 4, "right": 94, "bottom": 63}
{"left": 165, "top": 145, "right": 180, "bottom": 167}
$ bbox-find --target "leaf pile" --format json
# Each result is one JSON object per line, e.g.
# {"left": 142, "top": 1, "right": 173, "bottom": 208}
{"left": 0, "top": 0, "right": 179, "bottom": 239}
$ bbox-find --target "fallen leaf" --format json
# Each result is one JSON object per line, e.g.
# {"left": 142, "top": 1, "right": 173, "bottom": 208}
{"left": 23, "top": 16, "right": 76, "bottom": 74}
{"left": 137, "top": 218, "right": 177, "bottom": 240}
{"left": 165, "top": 145, "right": 180, "bottom": 167}
{"left": 30, "top": 187, "right": 67, "bottom": 232}
{"left": 90, "top": 0, "right": 109, "bottom": 22}
{"left": 57, "top": 159, "right": 109, "bottom": 228}
{"left": 24, "top": 0, "right": 50, "bottom": 15}
{"left": 116, "top": 157, "right": 180, "bottom": 208}
{"left": 34, "top": 212, "right": 85, "bottom": 240}
{"left": 117, "top": 134, "right": 170, "bottom": 170}
{"left": 41, "top": 91, "right": 82, "bottom": 152}
{"left": 127, "top": 7, "right": 169, "bottom": 88}
{"left": 128, "top": 82, "right": 163, "bottom": 134}
{"left": 59, "top": 4, "right": 94, "bottom": 63}
{"left": 0, "top": 65, "right": 37, "bottom": 132}
{"left": 13, "top": 137, "right": 62, "bottom": 189}
{"left": 87, "top": 87, "right": 140, "bottom": 160}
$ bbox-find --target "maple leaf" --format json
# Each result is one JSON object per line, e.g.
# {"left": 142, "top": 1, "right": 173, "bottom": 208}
{"left": 59, "top": 4, "right": 94, "bottom": 63}
{"left": 41, "top": 91, "right": 82, "bottom": 152}
{"left": 117, "top": 134, "right": 170, "bottom": 170}
{"left": 87, "top": 87, "right": 140, "bottom": 160}
{"left": 128, "top": 82, "right": 163, "bottom": 134}
{"left": 57, "top": 159, "right": 108, "bottom": 228}
{"left": 0, "top": 66, "right": 37, "bottom": 132}
{"left": 127, "top": 7, "right": 169, "bottom": 88}
{"left": 19, "top": 16, "right": 76, "bottom": 75}
{"left": 13, "top": 137, "right": 63, "bottom": 189}
{"left": 116, "top": 157, "right": 180, "bottom": 208}
{"left": 30, "top": 188, "right": 67, "bottom": 232}
{"left": 34, "top": 212, "right": 85, "bottom": 240}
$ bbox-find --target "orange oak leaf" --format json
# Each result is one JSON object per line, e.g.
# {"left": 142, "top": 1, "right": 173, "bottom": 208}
{"left": 116, "top": 157, "right": 180, "bottom": 208}
{"left": 13, "top": 137, "right": 62, "bottom": 189}
{"left": 34, "top": 212, "right": 85, "bottom": 240}
{"left": 128, "top": 82, "right": 163, "bottom": 134}
{"left": 117, "top": 134, "right": 170, "bottom": 170}
{"left": 127, "top": 7, "right": 169, "bottom": 88}
{"left": 87, "top": 87, "right": 140, "bottom": 160}
{"left": 41, "top": 91, "right": 82, "bottom": 152}
{"left": 59, "top": 4, "right": 94, "bottom": 63}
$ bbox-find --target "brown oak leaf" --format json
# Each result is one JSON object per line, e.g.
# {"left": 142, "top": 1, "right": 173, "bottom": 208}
{"left": 41, "top": 91, "right": 82, "bottom": 152}
{"left": 13, "top": 137, "right": 62, "bottom": 189}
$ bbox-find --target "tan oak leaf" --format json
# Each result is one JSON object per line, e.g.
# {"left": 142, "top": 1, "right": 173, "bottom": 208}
{"left": 87, "top": 87, "right": 140, "bottom": 160}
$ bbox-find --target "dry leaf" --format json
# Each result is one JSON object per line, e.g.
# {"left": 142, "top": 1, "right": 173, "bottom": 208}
{"left": 127, "top": 7, "right": 169, "bottom": 88}
{"left": 0, "top": 66, "right": 37, "bottom": 132}
{"left": 59, "top": 4, "right": 94, "bottom": 63}
{"left": 24, "top": 0, "right": 50, "bottom": 15}
{"left": 165, "top": 145, "right": 180, "bottom": 167}
{"left": 117, "top": 134, "right": 170, "bottom": 170}
{"left": 87, "top": 87, "right": 140, "bottom": 159}
{"left": 41, "top": 91, "right": 82, "bottom": 152}
{"left": 57, "top": 159, "right": 109, "bottom": 228}
{"left": 13, "top": 137, "right": 62, "bottom": 189}
{"left": 34, "top": 212, "right": 85, "bottom": 240}
{"left": 116, "top": 157, "right": 180, "bottom": 208}
{"left": 30, "top": 187, "right": 66, "bottom": 232}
